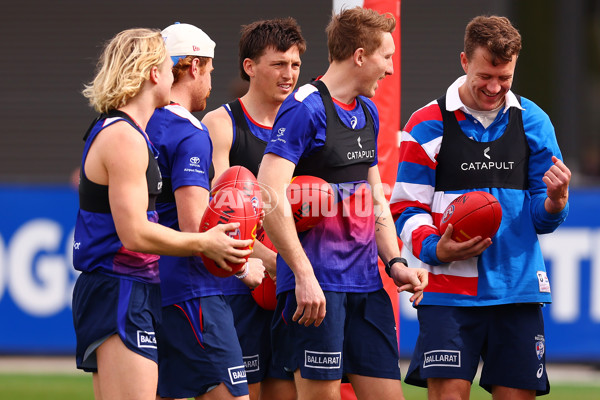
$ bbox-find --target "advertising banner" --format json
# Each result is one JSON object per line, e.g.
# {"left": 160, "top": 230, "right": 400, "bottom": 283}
{"left": 0, "top": 187, "right": 598, "bottom": 361}
{"left": 0, "top": 185, "right": 79, "bottom": 354}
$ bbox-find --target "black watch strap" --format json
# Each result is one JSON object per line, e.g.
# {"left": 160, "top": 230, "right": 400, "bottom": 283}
{"left": 385, "top": 257, "right": 408, "bottom": 278}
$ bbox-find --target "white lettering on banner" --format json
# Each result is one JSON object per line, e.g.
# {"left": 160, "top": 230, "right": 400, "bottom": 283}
{"left": 592, "top": 232, "right": 600, "bottom": 322}
{"left": 0, "top": 235, "right": 5, "bottom": 303}
{"left": 7, "top": 219, "right": 72, "bottom": 317}
{"left": 399, "top": 228, "right": 600, "bottom": 324}
{"left": 539, "top": 229, "right": 590, "bottom": 323}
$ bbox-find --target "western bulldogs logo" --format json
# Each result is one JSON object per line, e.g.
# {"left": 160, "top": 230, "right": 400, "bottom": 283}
{"left": 228, "top": 227, "right": 241, "bottom": 239}
{"left": 251, "top": 196, "right": 260, "bottom": 215}
{"left": 535, "top": 335, "right": 545, "bottom": 360}
{"left": 441, "top": 204, "right": 455, "bottom": 224}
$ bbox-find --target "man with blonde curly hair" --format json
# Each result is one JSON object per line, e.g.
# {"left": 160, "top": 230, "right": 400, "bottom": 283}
{"left": 72, "top": 27, "right": 252, "bottom": 400}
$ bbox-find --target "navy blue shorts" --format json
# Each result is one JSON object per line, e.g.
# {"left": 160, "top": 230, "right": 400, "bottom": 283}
{"left": 72, "top": 271, "right": 161, "bottom": 372}
{"left": 405, "top": 304, "right": 549, "bottom": 395}
{"left": 271, "top": 289, "right": 401, "bottom": 381}
{"left": 226, "top": 294, "right": 292, "bottom": 383}
{"left": 156, "top": 296, "right": 249, "bottom": 398}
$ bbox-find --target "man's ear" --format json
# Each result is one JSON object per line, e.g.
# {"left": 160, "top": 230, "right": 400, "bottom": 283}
{"left": 353, "top": 48, "right": 365, "bottom": 67}
{"left": 149, "top": 65, "right": 160, "bottom": 84}
{"left": 190, "top": 57, "right": 200, "bottom": 77}
{"left": 242, "top": 58, "right": 255, "bottom": 78}
{"left": 460, "top": 52, "right": 469, "bottom": 74}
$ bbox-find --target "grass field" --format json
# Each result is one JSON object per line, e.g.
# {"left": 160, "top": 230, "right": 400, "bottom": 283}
{"left": 0, "top": 373, "right": 598, "bottom": 399}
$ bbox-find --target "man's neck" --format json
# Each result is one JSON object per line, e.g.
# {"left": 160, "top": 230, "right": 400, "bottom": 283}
{"left": 240, "top": 90, "right": 281, "bottom": 127}
{"left": 169, "top": 84, "right": 192, "bottom": 112}
{"left": 320, "top": 63, "right": 359, "bottom": 104}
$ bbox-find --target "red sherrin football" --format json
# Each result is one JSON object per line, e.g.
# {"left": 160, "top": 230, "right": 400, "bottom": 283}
{"left": 211, "top": 165, "right": 262, "bottom": 216}
{"left": 286, "top": 175, "right": 335, "bottom": 232}
{"left": 251, "top": 273, "right": 277, "bottom": 310}
{"left": 439, "top": 191, "right": 502, "bottom": 242}
{"left": 255, "top": 226, "right": 276, "bottom": 252}
{"left": 199, "top": 187, "right": 259, "bottom": 277}
{"left": 251, "top": 227, "right": 278, "bottom": 310}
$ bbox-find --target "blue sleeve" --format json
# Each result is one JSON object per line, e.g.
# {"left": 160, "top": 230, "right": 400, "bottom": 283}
{"left": 421, "top": 234, "right": 443, "bottom": 265}
{"left": 521, "top": 97, "right": 569, "bottom": 233}
{"left": 170, "top": 124, "right": 212, "bottom": 191}
{"left": 265, "top": 94, "right": 322, "bottom": 164}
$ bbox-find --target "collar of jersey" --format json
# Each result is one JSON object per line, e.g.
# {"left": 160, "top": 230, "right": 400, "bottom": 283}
{"left": 445, "top": 75, "right": 525, "bottom": 116}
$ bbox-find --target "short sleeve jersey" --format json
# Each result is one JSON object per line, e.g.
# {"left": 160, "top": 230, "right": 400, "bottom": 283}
{"left": 147, "top": 104, "right": 221, "bottom": 306}
{"left": 264, "top": 82, "right": 383, "bottom": 294}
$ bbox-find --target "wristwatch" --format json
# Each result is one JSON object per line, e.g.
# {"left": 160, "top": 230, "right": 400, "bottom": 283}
{"left": 385, "top": 257, "right": 408, "bottom": 278}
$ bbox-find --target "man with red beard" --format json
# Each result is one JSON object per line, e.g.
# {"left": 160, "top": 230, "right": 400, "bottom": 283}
{"left": 147, "top": 22, "right": 265, "bottom": 400}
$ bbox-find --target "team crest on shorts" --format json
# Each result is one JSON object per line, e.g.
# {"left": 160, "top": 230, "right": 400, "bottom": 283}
{"left": 535, "top": 335, "right": 545, "bottom": 360}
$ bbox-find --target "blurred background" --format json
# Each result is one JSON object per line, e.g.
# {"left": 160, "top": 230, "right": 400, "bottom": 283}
{"left": 0, "top": 0, "right": 598, "bottom": 367}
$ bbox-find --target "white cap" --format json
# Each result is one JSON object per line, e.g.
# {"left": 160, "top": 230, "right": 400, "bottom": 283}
{"left": 162, "top": 22, "right": 215, "bottom": 65}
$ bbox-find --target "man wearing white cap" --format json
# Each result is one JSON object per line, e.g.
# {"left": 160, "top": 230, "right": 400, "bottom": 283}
{"left": 147, "top": 22, "right": 264, "bottom": 400}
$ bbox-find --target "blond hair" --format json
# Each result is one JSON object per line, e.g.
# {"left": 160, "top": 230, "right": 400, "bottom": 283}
{"left": 82, "top": 28, "right": 167, "bottom": 113}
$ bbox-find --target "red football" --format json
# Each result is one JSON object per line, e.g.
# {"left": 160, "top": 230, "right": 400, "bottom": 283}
{"left": 286, "top": 175, "right": 335, "bottom": 232}
{"left": 251, "top": 273, "right": 277, "bottom": 310}
{"left": 252, "top": 227, "right": 278, "bottom": 310}
{"left": 211, "top": 165, "right": 262, "bottom": 216}
{"left": 439, "top": 191, "right": 502, "bottom": 242}
{"left": 199, "top": 187, "right": 259, "bottom": 277}
{"left": 255, "top": 226, "right": 276, "bottom": 252}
